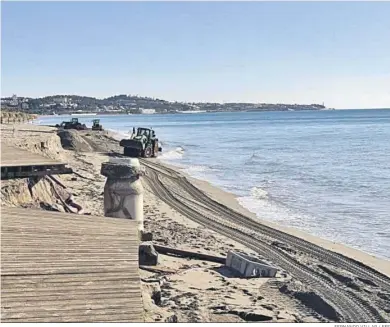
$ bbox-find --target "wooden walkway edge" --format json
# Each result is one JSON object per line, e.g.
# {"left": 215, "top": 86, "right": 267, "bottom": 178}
{"left": 0, "top": 142, "right": 73, "bottom": 180}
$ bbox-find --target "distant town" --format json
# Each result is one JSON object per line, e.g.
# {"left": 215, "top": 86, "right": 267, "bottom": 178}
{"left": 1, "top": 94, "right": 328, "bottom": 115}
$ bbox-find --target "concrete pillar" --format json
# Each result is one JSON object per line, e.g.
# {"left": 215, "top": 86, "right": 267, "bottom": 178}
{"left": 101, "top": 157, "right": 144, "bottom": 233}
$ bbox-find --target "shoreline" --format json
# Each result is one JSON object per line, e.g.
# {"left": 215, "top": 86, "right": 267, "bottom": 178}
{"left": 155, "top": 159, "right": 390, "bottom": 278}
{"left": 28, "top": 119, "right": 390, "bottom": 274}
{"left": 2, "top": 123, "right": 389, "bottom": 322}
{"left": 30, "top": 119, "right": 390, "bottom": 274}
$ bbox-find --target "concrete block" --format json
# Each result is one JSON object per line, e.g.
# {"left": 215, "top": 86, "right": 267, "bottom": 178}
{"left": 141, "top": 231, "right": 153, "bottom": 241}
{"left": 139, "top": 242, "right": 158, "bottom": 266}
{"left": 226, "top": 251, "right": 277, "bottom": 278}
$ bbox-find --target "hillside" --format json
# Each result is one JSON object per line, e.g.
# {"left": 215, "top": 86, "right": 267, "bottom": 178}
{"left": 1, "top": 94, "right": 326, "bottom": 115}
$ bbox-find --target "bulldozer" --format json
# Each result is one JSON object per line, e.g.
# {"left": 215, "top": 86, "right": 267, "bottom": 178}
{"left": 92, "top": 119, "right": 103, "bottom": 131}
{"left": 55, "top": 118, "right": 87, "bottom": 130}
{"left": 120, "top": 127, "right": 162, "bottom": 158}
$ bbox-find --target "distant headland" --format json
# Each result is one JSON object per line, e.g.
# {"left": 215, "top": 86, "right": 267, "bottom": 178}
{"left": 1, "top": 94, "right": 327, "bottom": 115}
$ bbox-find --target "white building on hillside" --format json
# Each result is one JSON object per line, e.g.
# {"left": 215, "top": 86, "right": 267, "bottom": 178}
{"left": 10, "top": 94, "right": 19, "bottom": 106}
{"left": 140, "top": 108, "right": 156, "bottom": 114}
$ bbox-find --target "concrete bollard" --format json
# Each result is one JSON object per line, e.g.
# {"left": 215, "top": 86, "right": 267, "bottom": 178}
{"left": 101, "top": 157, "right": 145, "bottom": 233}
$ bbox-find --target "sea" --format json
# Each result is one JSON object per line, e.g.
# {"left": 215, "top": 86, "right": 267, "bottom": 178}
{"left": 37, "top": 109, "right": 390, "bottom": 260}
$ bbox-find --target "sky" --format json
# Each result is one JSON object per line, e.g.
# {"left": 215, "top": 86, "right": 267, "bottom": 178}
{"left": 1, "top": 1, "right": 390, "bottom": 109}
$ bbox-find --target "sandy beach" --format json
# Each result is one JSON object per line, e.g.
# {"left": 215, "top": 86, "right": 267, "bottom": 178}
{"left": 1, "top": 123, "right": 390, "bottom": 323}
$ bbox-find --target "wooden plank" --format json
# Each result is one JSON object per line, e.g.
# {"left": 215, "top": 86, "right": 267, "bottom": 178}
{"left": 1, "top": 207, "right": 137, "bottom": 226}
{"left": 2, "top": 286, "right": 142, "bottom": 295}
{"left": 2, "top": 307, "right": 144, "bottom": 319}
{"left": 1, "top": 297, "right": 140, "bottom": 309}
{"left": 2, "top": 313, "right": 144, "bottom": 323}
{"left": 1, "top": 207, "right": 129, "bottom": 219}
{"left": 2, "top": 290, "right": 142, "bottom": 298}
{"left": 1, "top": 254, "right": 138, "bottom": 260}
{"left": 1, "top": 220, "right": 133, "bottom": 228}
{"left": 2, "top": 285, "right": 142, "bottom": 293}
{"left": 1, "top": 238, "right": 137, "bottom": 244}
{"left": 1, "top": 167, "right": 73, "bottom": 180}
{"left": 0, "top": 143, "right": 73, "bottom": 179}
{"left": 1, "top": 231, "right": 137, "bottom": 238}
{"left": 1, "top": 207, "right": 143, "bottom": 322}
{"left": 154, "top": 244, "right": 226, "bottom": 263}
{"left": 0, "top": 142, "right": 64, "bottom": 167}
{"left": 1, "top": 248, "right": 137, "bottom": 253}
{"left": 2, "top": 223, "right": 135, "bottom": 230}
{"left": 1, "top": 267, "right": 137, "bottom": 275}
{"left": 2, "top": 285, "right": 142, "bottom": 294}
{"left": 2, "top": 309, "right": 144, "bottom": 321}
{"left": 2, "top": 272, "right": 137, "bottom": 281}
{"left": 2, "top": 294, "right": 142, "bottom": 302}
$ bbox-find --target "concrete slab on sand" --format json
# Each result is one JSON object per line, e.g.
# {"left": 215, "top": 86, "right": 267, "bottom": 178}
{"left": 1, "top": 207, "right": 143, "bottom": 323}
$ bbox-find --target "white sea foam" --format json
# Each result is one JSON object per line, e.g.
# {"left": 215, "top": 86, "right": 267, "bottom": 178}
{"left": 237, "top": 194, "right": 317, "bottom": 232}
{"left": 159, "top": 146, "right": 185, "bottom": 160}
{"left": 182, "top": 165, "right": 210, "bottom": 174}
{"left": 179, "top": 164, "right": 218, "bottom": 181}
{"left": 249, "top": 186, "right": 269, "bottom": 199}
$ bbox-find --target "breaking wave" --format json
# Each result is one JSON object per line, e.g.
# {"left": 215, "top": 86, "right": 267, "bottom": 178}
{"left": 249, "top": 186, "right": 269, "bottom": 199}
{"left": 159, "top": 146, "right": 185, "bottom": 160}
{"left": 182, "top": 165, "right": 212, "bottom": 175}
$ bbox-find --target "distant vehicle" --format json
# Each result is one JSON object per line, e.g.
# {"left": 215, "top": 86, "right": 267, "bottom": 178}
{"left": 55, "top": 118, "right": 87, "bottom": 130}
{"left": 120, "top": 127, "right": 162, "bottom": 158}
{"left": 92, "top": 119, "right": 103, "bottom": 131}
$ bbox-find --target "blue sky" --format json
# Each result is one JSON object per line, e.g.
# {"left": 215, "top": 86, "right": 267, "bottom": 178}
{"left": 1, "top": 1, "right": 390, "bottom": 108}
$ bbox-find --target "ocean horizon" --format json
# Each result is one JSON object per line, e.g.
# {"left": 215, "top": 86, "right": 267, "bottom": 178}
{"left": 37, "top": 109, "right": 390, "bottom": 260}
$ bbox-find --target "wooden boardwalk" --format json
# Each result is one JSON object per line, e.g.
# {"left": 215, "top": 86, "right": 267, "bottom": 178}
{"left": 1, "top": 142, "right": 72, "bottom": 179}
{"left": 1, "top": 207, "right": 143, "bottom": 323}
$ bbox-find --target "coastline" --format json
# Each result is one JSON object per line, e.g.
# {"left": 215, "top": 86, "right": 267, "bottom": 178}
{"left": 7, "top": 121, "right": 389, "bottom": 276}
{"left": 37, "top": 109, "right": 390, "bottom": 263}
{"left": 1, "top": 123, "right": 389, "bottom": 322}
{"left": 156, "top": 159, "right": 390, "bottom": 278}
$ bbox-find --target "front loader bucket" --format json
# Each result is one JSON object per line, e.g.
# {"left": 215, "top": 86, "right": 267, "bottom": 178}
{"left": 119, "top": 139, "right": 143, "bottom": 150}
